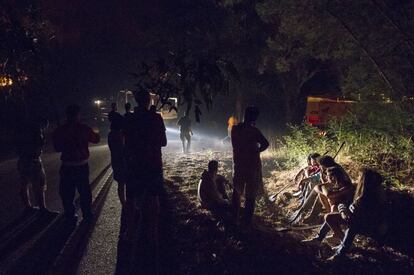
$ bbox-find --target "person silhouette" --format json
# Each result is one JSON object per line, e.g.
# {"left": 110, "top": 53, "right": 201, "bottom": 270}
{"left": 123, "top": 91, "right": 167, "bottom": 272}
{"left": 124, "top": 102, "right": 133, "bottom": 119}
{"left": 198, "top": 160, "right": 231, "bottom": 222}
{"left": 231, "top": 106, "right": 269, "bottom": 227}
{"left": 177, "top": 112, "right": 193, "bottom": 153}
{"left": 53, "top": 105, "right": 100, "bottom": 220}
{"left": 108, "top": 112, "right": 126, "bottom": 207}
{"left": 15, "top": 117, "right": 52, "bottom": 213}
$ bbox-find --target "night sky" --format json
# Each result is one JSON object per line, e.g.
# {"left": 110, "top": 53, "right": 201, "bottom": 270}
{"left": 41, "top": 0, "right": 337, "bottom": 132}
{"left": 44, "top": 0, "right": 159, "bottom": 106}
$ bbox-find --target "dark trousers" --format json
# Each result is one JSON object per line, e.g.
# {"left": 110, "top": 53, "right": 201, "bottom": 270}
{"left": 59, "top": 164, "right": 92, "bottom": 217}
{"left": 334, "top": 215, "right": 380, "bottom": 256}
{"left": 337, "top": 217, "right": 373, "bottom": 255}
{"left": 316, "top": 221, "right": 331, "bottom": 240}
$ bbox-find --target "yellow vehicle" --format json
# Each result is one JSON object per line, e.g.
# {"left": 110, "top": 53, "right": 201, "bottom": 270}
{"left": 117, "top": 90, "right": 178, "bottom": 120}
{"left": 305, "top": 96, "right": 354, "bottom": 126}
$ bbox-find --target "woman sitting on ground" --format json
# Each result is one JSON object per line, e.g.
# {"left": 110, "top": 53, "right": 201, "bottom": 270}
{"left": 304, "top": 168, "right": 386, "bottom": 261}
{"left": 311, "top": 156, "right": 352, "bottom": 212}
{"left": 326, "top": 168, "right": 387, "bottom": 260}
{"left": 314, "top": 166, "right": 355, "bottom": 213}
{"left": 303, "top": 166, "right": 355, "bottom": 243}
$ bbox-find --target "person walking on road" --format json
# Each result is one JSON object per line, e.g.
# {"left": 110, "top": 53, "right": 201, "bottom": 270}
{"left": 231, "top": 106, "right": 269, "bottom": 227}
{"left": 53, "top": 105, "right": 100, "bottom": 220}
{"left": 15, "top": 117, "right": 52, "bottom": 213}
{"left": 177, "top": 112, "right": 193, "bottom": 153}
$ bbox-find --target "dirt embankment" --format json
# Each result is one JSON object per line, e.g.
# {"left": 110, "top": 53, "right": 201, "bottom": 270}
{"left": 160, "top": 151, "right": 414, "bottom": 274}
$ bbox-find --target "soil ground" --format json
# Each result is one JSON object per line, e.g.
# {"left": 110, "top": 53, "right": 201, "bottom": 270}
{"left": 159, "top": 150, "right": 414, "bottom": 274}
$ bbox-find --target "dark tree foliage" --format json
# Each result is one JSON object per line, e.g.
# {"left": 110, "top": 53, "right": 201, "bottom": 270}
{"left": 0, "top": 0, "right": 52, "bottom": 97}
{"left": 256, "top": 0, "right": 414, "bottom": 103}
{"left": 131, "top": 0, "right": 241, "bottom": 122}
{"left": 327, "top": 0, "right": 414, "bottom": 98}
{"left": 133, "top": 53, "right": 238, "bottom": 122}
{"left": 0, "top": 0, "right": 54, "bottom": 122}
{"left": 218, "top": 0, "right": 414, "bottom": 122}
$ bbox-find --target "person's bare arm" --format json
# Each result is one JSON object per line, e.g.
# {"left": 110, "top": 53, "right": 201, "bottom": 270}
{"left": 256, "top": 130, "right": 269, "bottom": 152}
{"left": 314, "top": 183, "right": 329, "bottom": 196}
{"left": 294, "top": 169, "right": 306, "bottom": 185}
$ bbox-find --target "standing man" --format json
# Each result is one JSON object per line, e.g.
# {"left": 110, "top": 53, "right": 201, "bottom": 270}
{"left": 227, "top": 114, "right": 238, "bottom": 139}
{"left": 108, "top": 102, "right": 120, "bottom": 123}
{"left": 123, "top": 91, "right": 167, "bottom": 272}
{"left": 177, "top": 112, "right": 193, "bottom": 153}
{"left": 108, "top": 112, "right": 126, "bottom": 207}
{"left": 15, "top": 117, "right": 51, "bottom": 212}
{"left": 124, "top": 102, "right": 133, "bottom": 119}
{"left": 231, "top": 106, "right": 269, "bottom": 226}
{"left": 53, "top": 105, "right": 100, "bottom": 220}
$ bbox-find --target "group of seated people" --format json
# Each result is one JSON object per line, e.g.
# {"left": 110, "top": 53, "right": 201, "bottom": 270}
{"left": 197, "top": 154, "right": 387, "bottom": 261}
{"left": 293, "top": 154, "right": 387, "bottom": 260}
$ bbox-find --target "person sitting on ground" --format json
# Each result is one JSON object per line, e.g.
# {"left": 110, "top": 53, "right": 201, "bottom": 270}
{"left": 325, "top": 168, "right": 387, "bottom": 261}
{"left": 302, "top": 166, "right": 355, "bottom": 244}
{"left": 198, "top": 160, "right": 230, "bottom": 217}
{"left": 294, "top": 153, "right": 321, "bottom": 193}
{"left": 290, "top": 155, "right": 351, "bottom": 224}
{"left": 315, "top": 156, "right": 352, "bottom": 212}
{"left": 314, "top": 166, "right": 354, "bottom": 213}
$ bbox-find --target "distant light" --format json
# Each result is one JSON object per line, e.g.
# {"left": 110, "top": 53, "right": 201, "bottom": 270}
{"left": 94, "top": 100, "right": 102, "bottom": 106}
{"left": 0, "top": 76, "right": 13, "bottom": 87}
{"left": 18, "top": 75, "right": 29, "bottom": 82}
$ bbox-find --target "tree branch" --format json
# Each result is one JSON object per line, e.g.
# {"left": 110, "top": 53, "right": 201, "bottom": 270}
{"left": 326, "top": 8, "right": 397, "bottom": 95}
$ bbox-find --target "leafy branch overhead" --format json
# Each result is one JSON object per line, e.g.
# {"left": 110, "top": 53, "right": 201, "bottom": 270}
{"left": 132, "top": 50, "right": 239, "bottom": 122}
{"left": 0, "top": 0, "right": 54, "bottom": 97}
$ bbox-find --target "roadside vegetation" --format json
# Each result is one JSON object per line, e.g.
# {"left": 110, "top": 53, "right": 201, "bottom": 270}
{"left": 272, "top": 101, "right": 414, "bottom": 189}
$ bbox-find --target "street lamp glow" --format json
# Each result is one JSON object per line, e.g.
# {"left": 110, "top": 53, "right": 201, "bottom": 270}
{"left": 0, "top": 76, "right": 13, "bottom": 87}
{"left": 94, "top": 100, "right": 102, "bottom": 107}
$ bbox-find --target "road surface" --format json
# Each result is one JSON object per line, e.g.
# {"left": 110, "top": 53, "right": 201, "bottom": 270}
{"left": 0, "top": 129, "right": 226, "bottom": 231}
{"left": 0, "top": 144, "right": 111, "bottom": 230}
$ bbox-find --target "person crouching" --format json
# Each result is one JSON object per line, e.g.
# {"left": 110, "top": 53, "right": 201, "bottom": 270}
{"left": 198, "top": 160, "right": 230, "bottom": 221}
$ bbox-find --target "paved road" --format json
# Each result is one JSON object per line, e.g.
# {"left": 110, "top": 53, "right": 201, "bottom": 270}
{"left": 0, "top": 131, "right": 225, "bottom": 231}
{"left": 0, "top": 145, "right": 111, "bottom": 230}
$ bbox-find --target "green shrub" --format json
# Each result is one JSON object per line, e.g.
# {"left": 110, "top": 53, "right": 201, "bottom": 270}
{"left": 274, "top": 101, "right": 414, "bottom": 188}
{"left": 273, "top": 123, "right": 337, "bottom": 169}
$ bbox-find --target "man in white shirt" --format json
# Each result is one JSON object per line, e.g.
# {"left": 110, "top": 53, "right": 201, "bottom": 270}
{"left": 198, "top": 160, "right": 230, "bottom": 217}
